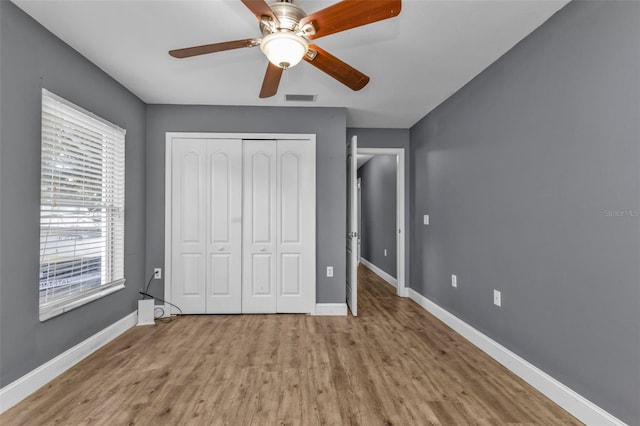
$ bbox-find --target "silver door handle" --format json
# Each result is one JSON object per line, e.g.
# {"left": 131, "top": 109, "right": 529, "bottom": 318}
{"left": 260, "top": 247, "right": 266, "bottom": 252}
{"left": 218, "top": 247, "right": 224, "bottom": 251}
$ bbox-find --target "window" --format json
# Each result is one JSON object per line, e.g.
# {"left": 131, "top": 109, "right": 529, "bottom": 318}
{"left": 39, "top": 89, "right": 126, "bottom": 321}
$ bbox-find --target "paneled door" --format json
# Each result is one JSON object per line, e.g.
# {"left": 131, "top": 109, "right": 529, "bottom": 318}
{"left": 167, "top": 134, "right": 316, "bottom": 315}
{"left": 242, "top": 140, "right": 278, "bottom": 313}
{"left": 171, "top": 138, "right": 242, "bottom": 314}
{"left": 241, "top": 139, "right": 315, "bottom": 313}
{"left": 276, "top": 140, "right": 315, "bottom": 313}
{"left": 206, "top": 139, "right": 242, "bottom": 313}
{"left": 171, "top": 138, "right": 207, "bottom": 313}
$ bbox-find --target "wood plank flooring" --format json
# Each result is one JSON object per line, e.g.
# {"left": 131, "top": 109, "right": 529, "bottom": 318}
{"left": 1, "top": 265, "right": 581, "bottom": 425}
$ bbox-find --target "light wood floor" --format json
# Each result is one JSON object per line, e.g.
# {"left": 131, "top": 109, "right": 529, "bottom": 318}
{"left": 2, "top": 265, "right": 580, "bottom": 425}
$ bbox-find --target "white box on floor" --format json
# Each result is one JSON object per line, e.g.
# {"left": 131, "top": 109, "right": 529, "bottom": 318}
{"left": 137, "top": 299, "right": 155, "bottom": 326}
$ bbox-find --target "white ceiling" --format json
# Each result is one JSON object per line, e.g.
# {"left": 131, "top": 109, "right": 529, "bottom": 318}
{"left": 12, "top": 0, "right": 568, "bottom": 128}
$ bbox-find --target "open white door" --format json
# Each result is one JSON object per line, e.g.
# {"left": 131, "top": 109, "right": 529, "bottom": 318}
{"left": 346, "top": 136, "right": 358, "bottom": 316}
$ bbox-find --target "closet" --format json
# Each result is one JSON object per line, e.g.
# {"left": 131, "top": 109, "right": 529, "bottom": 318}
{"left": 167, "top": 134, "right": 315, "bottom": 315}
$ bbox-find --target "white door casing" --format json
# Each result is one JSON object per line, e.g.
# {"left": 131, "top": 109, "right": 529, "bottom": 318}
{"left": 357, "top": 177, "right": 362, "bottom": 263}
{"left": 346, "top": 136, "right": 358, "bottom": 316}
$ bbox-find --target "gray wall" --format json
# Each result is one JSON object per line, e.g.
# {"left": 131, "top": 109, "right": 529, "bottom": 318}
{"left": 409, "top": 1, "right": 640, "bottom": 423}
{"left": 0, "top": 2, "right": 147, "bottom": 387}
{"left": 358, "top": 156, "right": 397, "bottom": 277}
{"left": 145, "top": 105, "right": 347, "bottom": 304}
{"left": 347, "top": 128, "right": 410, "bottom": 285}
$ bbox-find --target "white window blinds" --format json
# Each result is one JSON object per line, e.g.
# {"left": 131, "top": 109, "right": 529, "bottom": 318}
{"left": 39, "top": 89, "right": 126, "bottom": 321}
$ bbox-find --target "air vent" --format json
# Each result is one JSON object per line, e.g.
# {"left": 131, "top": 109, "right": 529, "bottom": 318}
{"left": 285, "top": 94, "right": 317, "bottom": 102}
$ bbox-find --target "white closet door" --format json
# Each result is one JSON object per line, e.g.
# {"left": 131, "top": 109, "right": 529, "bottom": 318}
{"left": 206, "top": 140, "right": 242, "bottom": 313}
{"left": 242, "top": 140, "right": 277, "bottom": 313}
{"left": 276, "top": 140, "right": 315, "bottom": 313}
{"left": 171, "top": 138, "right": 207, "bottom": 313}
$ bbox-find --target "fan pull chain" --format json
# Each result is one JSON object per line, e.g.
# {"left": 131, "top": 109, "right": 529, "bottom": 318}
{"left": 282, "top": 67, "right": 290, "bottom": 95}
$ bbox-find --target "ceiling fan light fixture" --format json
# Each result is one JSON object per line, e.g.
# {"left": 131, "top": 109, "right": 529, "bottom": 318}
{"left": 260, "top": 32, "right": 308, "bottom": 69}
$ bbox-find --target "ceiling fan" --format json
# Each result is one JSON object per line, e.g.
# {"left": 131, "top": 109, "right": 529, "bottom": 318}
{"left": 169, "top": 0, "right": 401, "bottom": 98}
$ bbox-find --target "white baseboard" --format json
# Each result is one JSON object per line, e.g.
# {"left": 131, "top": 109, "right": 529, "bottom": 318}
{"left": 0, "top": 311, "right": 137, "bottom": 414}
{"left": 360, "top": 258, "right": 397, "bottom": 288}
{"left": 407, "top": 289, "right": 627, "bottom": 426}
{"left": 314, "top": 303, "right": 347, "bottom": 316}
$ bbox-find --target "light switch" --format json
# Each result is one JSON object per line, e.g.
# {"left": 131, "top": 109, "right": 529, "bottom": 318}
{"left": 424, "top": 214, "right": 430, "bottom": 225}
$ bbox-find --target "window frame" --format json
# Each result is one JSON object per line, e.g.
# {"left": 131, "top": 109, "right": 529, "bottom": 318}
{"left": 39, "top": 89, "right": 126, "bottom": 321}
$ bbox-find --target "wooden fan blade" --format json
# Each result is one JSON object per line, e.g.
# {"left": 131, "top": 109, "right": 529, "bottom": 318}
{"left": 300, "top": 0, "right": 401, "bottom": 40}
{"left": 304, "top": 45, "right": 369, "bottom": 91}
{"left": 260, "top": 62, "right": 284, "bottom": 98}
{"left": 169, "top": 39, "right": 258, "bottom": 58}
{"left": 240, "top": 0, "right": 280, "bottom": 27}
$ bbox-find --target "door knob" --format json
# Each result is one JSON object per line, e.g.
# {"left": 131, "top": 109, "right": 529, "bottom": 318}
{"left": 218, "top": 247, "right": 224, "bottom": 251}
{"left": 260, "top": 247, "right": 266, "bottom": 252}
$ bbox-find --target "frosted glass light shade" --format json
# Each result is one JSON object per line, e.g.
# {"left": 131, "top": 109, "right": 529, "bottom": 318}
{"left": 260, "top": 32, "right": 309, "bottom": 69}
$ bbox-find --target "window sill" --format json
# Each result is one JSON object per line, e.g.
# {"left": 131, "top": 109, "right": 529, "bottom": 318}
{"left": 39, "top": 279, "right": 126, "bottom": 321}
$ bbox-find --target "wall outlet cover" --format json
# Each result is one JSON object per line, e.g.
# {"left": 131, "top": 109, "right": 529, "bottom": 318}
{"left": 493, "top": 290, "right": 502, "bottom": 307}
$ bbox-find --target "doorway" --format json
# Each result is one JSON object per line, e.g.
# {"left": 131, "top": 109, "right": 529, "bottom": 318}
{"left": 347, "top": 143, "right": 407, "bottom": 316}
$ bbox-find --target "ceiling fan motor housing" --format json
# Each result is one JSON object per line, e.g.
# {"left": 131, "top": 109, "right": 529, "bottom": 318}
{"left": 261, "top": 1, "right": 307, "bottom": 34}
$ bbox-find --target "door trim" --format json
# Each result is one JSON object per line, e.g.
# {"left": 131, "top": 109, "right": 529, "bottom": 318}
{"left": 356, "top": 147, "right": 407, "bottom": 298}
{"left": 357, "top": 177, "right": 362, "bottom": 263}
{"left": 165, "top": 132, "right": 317, "bottom": 314}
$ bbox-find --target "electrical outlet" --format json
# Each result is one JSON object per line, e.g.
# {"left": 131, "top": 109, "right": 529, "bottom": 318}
{"left": 424, "top": 214, "right": 430, "bottom": 225}
{"left": 493, "top": 290, "right": 502, "bottom": 307}
{"left": 384, "top": 249, "right": 387, "bottom": 256}
{"left": 451, "top": 274, "right": 457, "bottom": 288}
{"left": 326, "top": 266, "right": 333, "bottom": 277}
{"left": 154, "top": 268, "right": 162, "bottom": 280}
